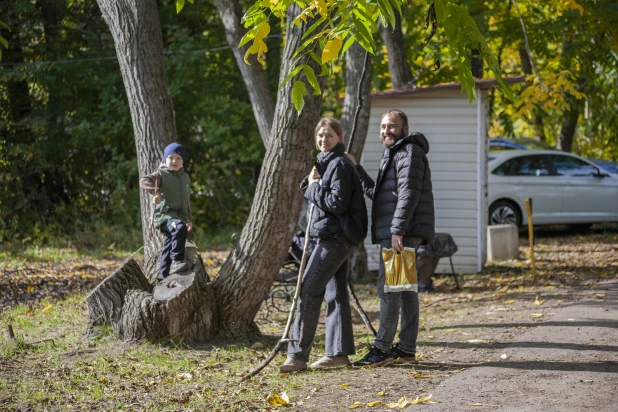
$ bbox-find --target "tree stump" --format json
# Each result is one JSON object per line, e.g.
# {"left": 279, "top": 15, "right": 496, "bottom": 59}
{"left": 86, "top": 242, "right": 214, "bottom": 342}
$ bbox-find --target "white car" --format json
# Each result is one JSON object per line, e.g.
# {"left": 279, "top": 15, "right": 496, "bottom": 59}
{"left": 488, "top": 150, "right": 618, "bottom": 229}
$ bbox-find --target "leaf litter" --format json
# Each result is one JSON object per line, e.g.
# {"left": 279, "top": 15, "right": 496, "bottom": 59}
{"left": 1, "top": 225, "right": 617, "bottom": 410}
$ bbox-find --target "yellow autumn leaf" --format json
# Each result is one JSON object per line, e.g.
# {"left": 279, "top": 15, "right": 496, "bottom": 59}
{"left": 503, "top": 299, "right": 516, "bottom": 304}
{"left": 563, "top": 0, "right": 584, "bottom": 14}
{"left": 531, "top": 313, "right": 544, "bottom": 318}
{"left": 535, "top": 295, "right": 544, "bottom": 305}
{"left": 267, "top": 391, "right": 290, "bottom": 406}
{"left": 98, "top": 378, "right": 108, "bottom": 384}
{"left": 409, "top": 394, "right": 438, "bottom": 404}
{"left": 377, "top": 391, "right": 386, "bottom": 396}
{"left": 349, "top": 401, "right": 364, "bottom": 409}
{"left": 42, "top": 304, "right": 53, "bottom": 311}
{"left": 26, "top": 285, "right": 35, "bottom": 292}
{"left": 340, "top": 383, "right": 351, "bottom": 388}
{"left": 413, "top": 373, "right": 434, "bottom": 379}
{"left": 315, "top": 0, "right": 328, "bottom": 18}
{"left": 322, "top": 35, "right": 343, "bottom": 64}
{"left": 366, "top": 401, "right": 383, "bottom": 407}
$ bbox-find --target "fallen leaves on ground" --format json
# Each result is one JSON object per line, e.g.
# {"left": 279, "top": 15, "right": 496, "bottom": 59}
{"left": 267, "top": 391, "right": 290, "bottom": 406}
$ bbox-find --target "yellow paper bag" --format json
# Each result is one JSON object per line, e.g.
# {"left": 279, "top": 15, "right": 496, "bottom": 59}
{"left": 382, "top": 247, "right": 418, "bottom": 293}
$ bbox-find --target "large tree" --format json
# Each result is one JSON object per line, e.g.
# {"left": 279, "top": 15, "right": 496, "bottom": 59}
{"left": 90, "top": 0, "right": 510, "bottom": 341}
{"left": 92, "top": 0, "right": 323, "bottom": 339}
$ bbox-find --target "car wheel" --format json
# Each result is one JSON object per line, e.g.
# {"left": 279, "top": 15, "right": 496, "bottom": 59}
{"left": 489, "top": 201, "right": 521, "bottom": 227}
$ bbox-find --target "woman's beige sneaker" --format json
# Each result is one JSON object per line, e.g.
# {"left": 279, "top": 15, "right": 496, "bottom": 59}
{"left": 279, "top": 357, "right": 307, "bottom": 373}
{"left": 309, "top": 355, "right": 351, "bottom": 369}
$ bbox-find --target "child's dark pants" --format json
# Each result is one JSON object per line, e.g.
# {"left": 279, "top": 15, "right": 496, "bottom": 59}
{"left": 158, "top": 218, "right": 188, "bottom": 281}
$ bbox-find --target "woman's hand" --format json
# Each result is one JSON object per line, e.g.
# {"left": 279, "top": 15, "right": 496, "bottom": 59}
{"left": 308, "top": 166, "right": 321, "bottom": 185}
{"left": 153, "top": 194, "right": 161, "bottom": 205}
{"left": 187, "top": 222, "right": 192, "bottom": 232}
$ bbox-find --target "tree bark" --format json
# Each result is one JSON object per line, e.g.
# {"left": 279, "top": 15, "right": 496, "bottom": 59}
{"left": 91, "top": 3, "right": 323, "bottom": 342}
{"left": 557, "top": 101, "right": 580, "bottom": 153}
{"left": 340, "top": 42, "right": 372, "bottom": 282}
{"left": 211, "top": 6, "right": 324, "bottom": 338}
{"left": 213, "top": 0, "right": 275, "bottom": 147}
{"left": 471, "top": 48, "right": 483, "bottom": 78}
{"left": 378, "top": 11, "right": 413, "bottom": 90}
{"left": 87, "top": 242, "right": 214, "bottom": 342}
{"left": 96, "top": 0, "right": 175, "bottom": 280}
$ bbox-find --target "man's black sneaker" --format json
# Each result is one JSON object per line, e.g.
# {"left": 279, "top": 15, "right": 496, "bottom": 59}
{"left": 390, "top": 343, "right": 417, "bottom": 362}
{"left": 353, "top": 346, "right": 390, "bottom": 366}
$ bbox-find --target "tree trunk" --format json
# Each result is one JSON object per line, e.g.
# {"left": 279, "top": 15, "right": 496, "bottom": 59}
{"left": 557, "top": 101, "right": 580, "bottom": 153}
{"left": 213, "top": 0, "right": 275, "bottom": 147}
{"left": 211, "top": 6, "right": 324, "bottom": 338}
{"left": 89, "top": 4, "right": 324, "bottom": 342}
{"left": 340, "top": 42, "right": 372, "bottom": 282}
{"left": 471, "top": 48, "right": 483, "bottom": 78}
{"left": 378, "top": 11, "right": 413, "bottom": 90}
{"left": 96, "top": 0, "right": 176, "bottom": 281}
{"left": 87, "top": 242, "right": 215, "bottom": 342}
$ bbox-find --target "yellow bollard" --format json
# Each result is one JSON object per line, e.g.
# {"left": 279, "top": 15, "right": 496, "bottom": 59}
{"left": 524, "top": 198, "right": 535, "bottom": 274}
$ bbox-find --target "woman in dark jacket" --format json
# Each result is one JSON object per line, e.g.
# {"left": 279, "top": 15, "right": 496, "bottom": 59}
{"left": 280, "top": 118, "right": 367, "bottom": 372}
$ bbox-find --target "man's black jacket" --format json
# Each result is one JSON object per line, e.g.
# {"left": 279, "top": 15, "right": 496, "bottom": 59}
{"left": 356, "top": 133, "right": 435, "bottom": 244}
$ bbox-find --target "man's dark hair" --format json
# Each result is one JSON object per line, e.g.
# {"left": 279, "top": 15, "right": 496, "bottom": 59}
{"left": 382, "top": 109, "right": 408, "bottom": 129}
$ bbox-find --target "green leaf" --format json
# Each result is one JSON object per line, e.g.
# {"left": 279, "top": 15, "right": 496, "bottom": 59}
{"left": 302, "top": 65, "right": 321, "bottom": 95}
{"left": 377, "top": 0, "right": 396, "bottom": 28}
{"left": 292, "top": 80, "right": 307, "bottom": 113}
{"left": 0, "top": 36, "right": 8, "bottom": 49}
{"left": 352, "top": 17, "right": 373, "bottom": 52}
{"left": 341, "top": 35, "right": 356, "bottom": 55}
{"left": 280, "top": 64, "right": 306, "bottom": 88}
{"left": 176, "top": 0, "right": 185, "bottom": 14}
{"left": 239, "top": 25, "right": 259, "bottom": 48}
{"left": 0, "top": 20, "right": 10, "bottom": 31}
{"left": 301, "top": 17, "right": 326, "bottom": 41}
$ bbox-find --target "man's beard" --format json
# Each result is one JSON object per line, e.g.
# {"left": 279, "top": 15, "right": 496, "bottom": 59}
{"left": 382, "top": 129, "right": 407, "bottom": 148}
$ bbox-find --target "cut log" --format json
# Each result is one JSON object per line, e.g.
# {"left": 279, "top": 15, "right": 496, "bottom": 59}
{"left": 86, "top": 242, "right": 214, "bottom": 342}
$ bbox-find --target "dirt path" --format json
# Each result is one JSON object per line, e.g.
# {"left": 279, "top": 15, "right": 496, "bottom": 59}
{"left": 424, "top": 280, "right": 618, "bottom": 411}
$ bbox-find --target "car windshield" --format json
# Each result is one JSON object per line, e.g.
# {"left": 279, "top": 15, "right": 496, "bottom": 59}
{"left": 489, "top": 137, "right": 554, "bottom": 151}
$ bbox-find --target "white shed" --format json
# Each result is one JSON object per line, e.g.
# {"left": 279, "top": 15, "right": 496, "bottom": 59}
{"left": 360, "top": 76, "right": 525, "bottom": 274}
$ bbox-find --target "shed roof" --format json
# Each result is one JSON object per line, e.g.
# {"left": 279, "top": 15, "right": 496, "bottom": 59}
{"left": 371, "top": 75, "right": 527, "bottom": 99}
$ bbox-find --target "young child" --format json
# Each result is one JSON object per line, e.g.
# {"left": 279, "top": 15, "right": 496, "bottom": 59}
{"left": 140, "top": 142, "right": 192, "bottom": 282}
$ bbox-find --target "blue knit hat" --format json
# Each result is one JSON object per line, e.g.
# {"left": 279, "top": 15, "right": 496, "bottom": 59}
{"left": 163, "top": 142, "right": 185, "bottom": 162}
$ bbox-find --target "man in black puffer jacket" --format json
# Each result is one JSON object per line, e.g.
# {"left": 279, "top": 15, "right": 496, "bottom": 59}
{"left": 347, "top": 109, "right": 435, "bottom": 366}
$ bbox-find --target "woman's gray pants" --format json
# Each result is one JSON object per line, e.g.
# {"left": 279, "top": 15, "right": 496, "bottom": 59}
{"left": 287, "top": 238, "right": 356, "bottom": 362}
{"left": 374, "top": 238, "right": 422, "bottom": 355}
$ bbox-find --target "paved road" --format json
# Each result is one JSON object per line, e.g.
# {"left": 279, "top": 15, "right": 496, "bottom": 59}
{"left": 427, "top": 280, "right": 618, "bottom": 411}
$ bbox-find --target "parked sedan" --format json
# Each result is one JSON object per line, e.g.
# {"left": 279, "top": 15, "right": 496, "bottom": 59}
{"left": 488, "top": 150, "right": 618, "bottom": 228}
{"left": 489, "top": 137, "right": 618, "bottom": 174}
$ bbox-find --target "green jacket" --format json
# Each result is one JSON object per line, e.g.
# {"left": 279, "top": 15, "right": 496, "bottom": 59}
{"left": 140, "top": 165, "right": 191, "bottom": 229}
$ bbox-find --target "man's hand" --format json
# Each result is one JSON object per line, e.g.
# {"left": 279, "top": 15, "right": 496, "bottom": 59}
{"left": 153, "top": 194, "right": 161, "bottom": 205}
{"left": 391, "top": 234, "right": 404, "bottom": 253}
{"left": 187, "top": 222, "right": 192, "bottom": 232}
{"left": 344, "top": 152, "right": 357, "bottom": 165}
{"left": 308, "top": 166, "right": 321, "bottom": 185}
